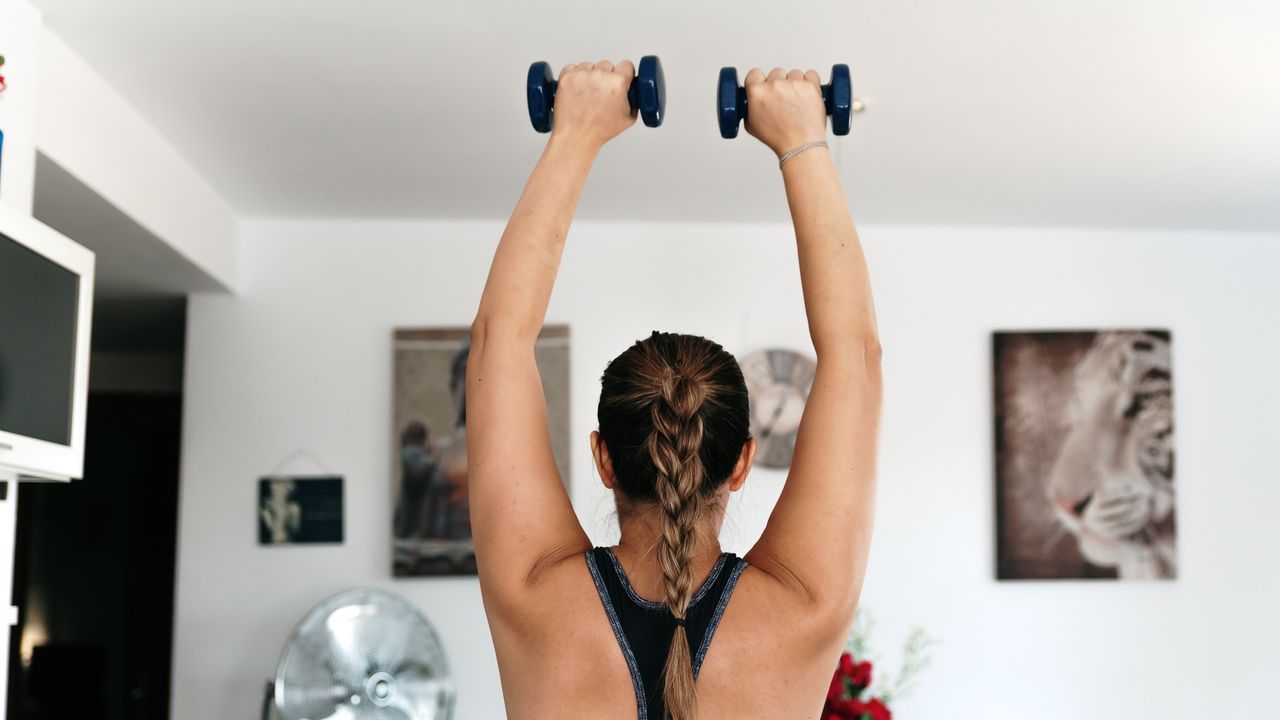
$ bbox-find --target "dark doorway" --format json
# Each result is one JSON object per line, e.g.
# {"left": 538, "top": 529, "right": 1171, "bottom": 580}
{"left": 7, "top": 297, "right": 185, "bottom": 720}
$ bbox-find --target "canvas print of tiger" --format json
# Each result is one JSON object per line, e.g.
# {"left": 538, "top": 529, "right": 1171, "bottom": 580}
{"left": 994, "top": 330, "right": 1175, "bottom": 580}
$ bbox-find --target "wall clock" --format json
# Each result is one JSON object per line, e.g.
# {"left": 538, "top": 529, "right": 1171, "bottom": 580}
{"left": 740, "top": 348, "right": 817, "bottom": 468}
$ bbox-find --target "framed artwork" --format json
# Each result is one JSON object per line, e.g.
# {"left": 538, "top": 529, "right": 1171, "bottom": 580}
{"left": 258, "top": 475, "right": 344, "bottom": 545}
{"left": 740, "top": 348, "right": 816, "bottom": 469}
{"left": 391, "top": 325, "right": 570, "bottom": 576}
{"left": 994, "top": 330, "right": 1176, "bottom": 580}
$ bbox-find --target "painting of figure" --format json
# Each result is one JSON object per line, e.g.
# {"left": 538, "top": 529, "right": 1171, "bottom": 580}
{"left": 392, "top": 326, "right": 570, "bottom": 576}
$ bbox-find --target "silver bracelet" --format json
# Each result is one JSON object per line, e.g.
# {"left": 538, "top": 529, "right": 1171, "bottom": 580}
{"left": 778, "top": 140, "right": 829, "bottom": 168}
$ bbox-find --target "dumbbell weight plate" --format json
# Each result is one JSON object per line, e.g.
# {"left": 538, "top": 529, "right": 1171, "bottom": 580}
{"left": 717, "top": 66, "right": 743, "bottom": 139}
{"left": 633, "top": 55, "right": 666, "bottom": 128}
{"left": 826, "top": 64, "right": 852, "bottom": 136}
{"left": 527, "top": 61, "right": 555, "bottom": 133}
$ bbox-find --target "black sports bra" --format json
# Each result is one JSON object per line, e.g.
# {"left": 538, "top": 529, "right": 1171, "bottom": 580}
{"left": 585, "top": 546, "right": 749, "bottom": 720}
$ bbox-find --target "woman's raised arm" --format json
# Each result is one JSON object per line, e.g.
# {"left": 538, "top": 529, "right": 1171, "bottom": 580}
{"left": 741, "top": 68, "right": 883, "bottom": 621}
{"left": 468, "top": 60, "right": 637, "bottom": 603}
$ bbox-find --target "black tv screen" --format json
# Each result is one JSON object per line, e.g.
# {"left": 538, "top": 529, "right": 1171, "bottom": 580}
{"left": 0, "top": 231, "right": 80, "bottom": 446}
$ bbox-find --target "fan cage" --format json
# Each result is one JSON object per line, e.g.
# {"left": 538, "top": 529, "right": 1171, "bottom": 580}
{"left": 272, "top": 588, "right": 455, "bottom": 720}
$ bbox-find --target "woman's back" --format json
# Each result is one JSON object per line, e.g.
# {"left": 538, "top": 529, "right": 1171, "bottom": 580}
{"left": 483, "top": 550, "right": 851, "bottom": 719}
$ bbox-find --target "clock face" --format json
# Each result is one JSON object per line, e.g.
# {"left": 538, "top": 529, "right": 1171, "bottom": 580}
{"left": 740, "top": 349, "right": 817, "bottom": 469}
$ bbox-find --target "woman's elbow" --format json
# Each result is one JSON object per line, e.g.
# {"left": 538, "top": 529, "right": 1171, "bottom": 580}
{"left": 862, "top": 334, "right": 883, "bottom": 369}
{"left": 469, "top": 317, "right": 488, "bottom": 349}
{"left": 469, "top": 315, "right": 537, "bottom": 349}
{"left": 817, "top": 332, "right": 882, "bottom": 368}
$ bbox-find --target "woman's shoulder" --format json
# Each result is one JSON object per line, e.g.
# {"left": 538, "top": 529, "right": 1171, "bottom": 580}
{"left": 488, "top": 545, "right": 845, "bottom": 643}
{"left": 727, "top": 563, "right": 853, "bottom": 639}
{"left": 689, "top": 564, "right": 855, "bottom": 716}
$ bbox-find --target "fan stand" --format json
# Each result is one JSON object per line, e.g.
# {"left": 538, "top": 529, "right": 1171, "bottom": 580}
{"left": 260, "top": 681, "right": 275, "bottom": 720}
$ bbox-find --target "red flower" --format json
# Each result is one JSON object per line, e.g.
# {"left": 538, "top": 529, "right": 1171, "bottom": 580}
{"left": 860, "top": 698, "right": 893, "bottom": 720}
{"left": 826, "top": 670, "right": 845, "bottom": 702}
{"left": 850, "top": 660, "right": 873, "bottom": 689}
{"left": 829, "top": 699, "right": 864, "bottom": 719}
{"left": 838, "top": 651, "right": 856, "bottom": 678}
{"left": 823, "top": 696, "right": 893, "bottom": 720}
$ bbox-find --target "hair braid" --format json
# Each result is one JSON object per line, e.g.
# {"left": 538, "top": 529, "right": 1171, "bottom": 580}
{"left": 597, "top": 331, "right": 753, "bottom": 720}
{"left": 649, "top": 368, "right": 709, "bottom": 720}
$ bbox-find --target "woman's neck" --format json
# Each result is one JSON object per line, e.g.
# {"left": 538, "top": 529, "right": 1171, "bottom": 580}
{"left": 612, "top": 511, "right": 725, "bottom": 601}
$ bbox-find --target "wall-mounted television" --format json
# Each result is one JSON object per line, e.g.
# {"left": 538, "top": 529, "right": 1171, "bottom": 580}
{"left": 0, "top": 203, "right": 94, "bottom": 481}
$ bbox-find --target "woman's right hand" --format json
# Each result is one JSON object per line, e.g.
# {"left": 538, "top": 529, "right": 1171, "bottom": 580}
{"left": 743, "top": 67, "right": 829, "bottom": 158}
{"left": 549, "top": 60, "right": 638, "bottom": 151}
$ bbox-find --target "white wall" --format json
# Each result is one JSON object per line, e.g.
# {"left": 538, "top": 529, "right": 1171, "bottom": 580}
{"left": 175, "top": 218, "right": 1280, "bottom": 719}
{"left": 0, "top": 0, "right": 39, "bottom": 214}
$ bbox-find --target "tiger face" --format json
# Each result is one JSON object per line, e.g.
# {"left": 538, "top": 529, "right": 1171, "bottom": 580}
{"left": 1045, "top": 331, "right": 1176, "bottom": 578}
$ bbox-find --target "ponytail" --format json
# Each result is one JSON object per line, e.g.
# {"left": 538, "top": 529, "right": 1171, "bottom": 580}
{"left": 649, "top": 372, "right": 708, "bottom": 720}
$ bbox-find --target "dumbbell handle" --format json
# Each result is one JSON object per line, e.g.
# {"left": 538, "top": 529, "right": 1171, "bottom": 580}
{"left": 542, "top": 80, "right": 645, "bottom": 113}
{"left": 732, "top": 82, "right": 841, "bottom": 124}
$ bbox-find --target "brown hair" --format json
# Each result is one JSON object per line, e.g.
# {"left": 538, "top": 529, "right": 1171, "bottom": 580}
{"left": 597, "top": 331, "right": 751, "bottom": 720}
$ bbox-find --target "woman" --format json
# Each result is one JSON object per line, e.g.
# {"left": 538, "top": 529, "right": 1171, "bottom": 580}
{"left": 467, "top": 60, "right": 881, "bottom": 719}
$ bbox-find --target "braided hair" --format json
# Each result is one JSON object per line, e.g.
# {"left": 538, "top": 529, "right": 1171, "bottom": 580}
{"left": 597, "top": 331, "right": 751, "bottom": 720}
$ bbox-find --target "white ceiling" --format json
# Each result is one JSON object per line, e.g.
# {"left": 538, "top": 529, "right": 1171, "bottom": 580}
{"left": 32, "top": 0, "right": 1280, "bottom": 230}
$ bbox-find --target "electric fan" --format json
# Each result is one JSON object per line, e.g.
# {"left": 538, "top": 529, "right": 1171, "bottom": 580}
{"left": 263, "top": 588, "right": 455, "bottom": 720}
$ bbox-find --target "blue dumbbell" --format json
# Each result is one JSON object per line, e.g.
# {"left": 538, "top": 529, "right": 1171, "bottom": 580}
{"left": 527, "top": 56, "right": 666, "bottom": 133}
{"left": 717, "top": 65, "right": 853, "bottom": 139}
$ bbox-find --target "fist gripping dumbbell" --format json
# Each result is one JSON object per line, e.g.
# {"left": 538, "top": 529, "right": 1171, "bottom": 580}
{"left": 526, "top": 56, "right": 666, "bottom": 133}
{"left": 716, "top": 64, "right": 853, "bottom": 139}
